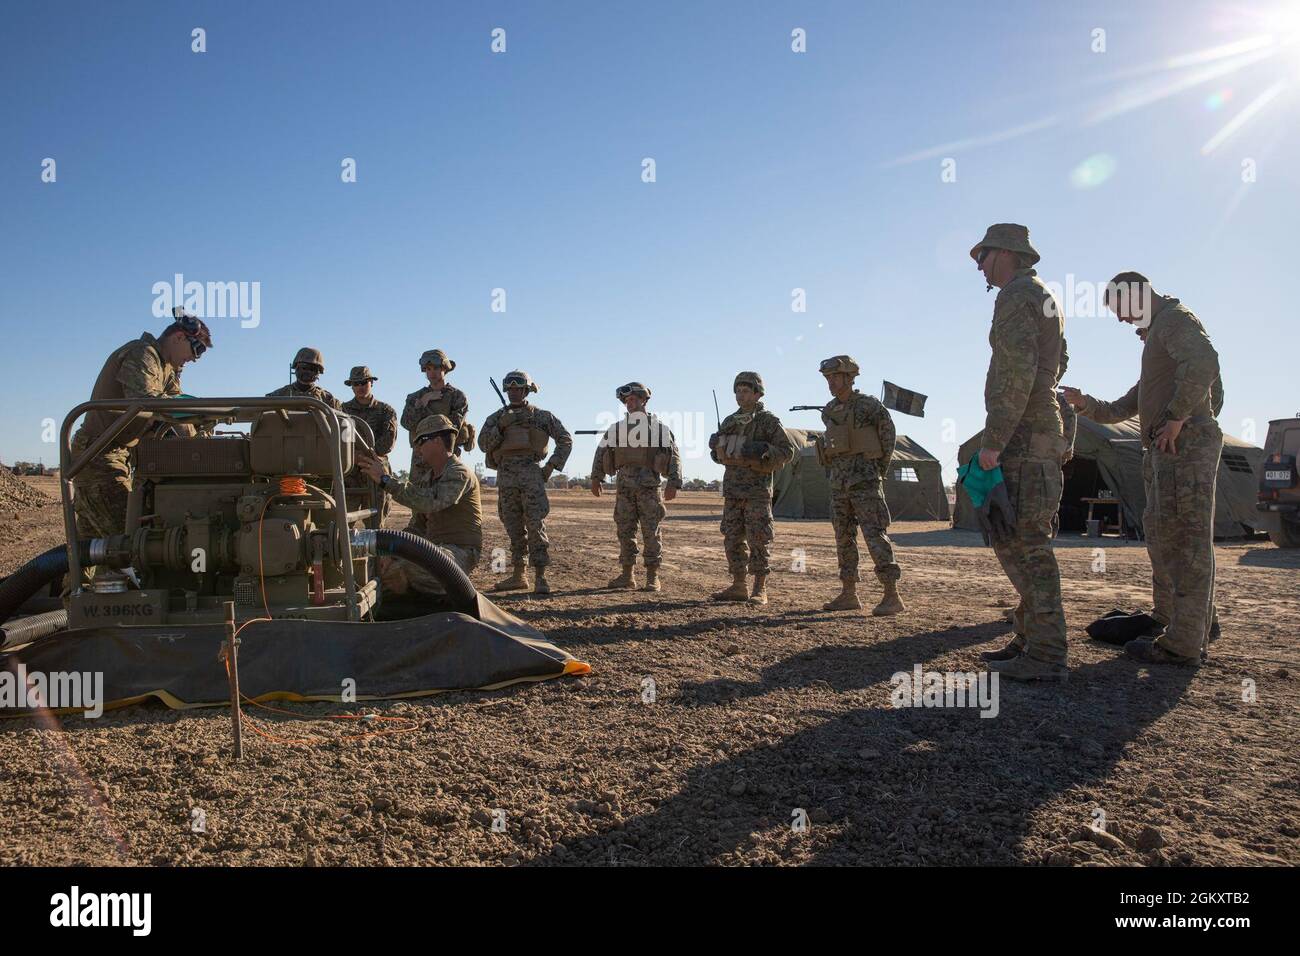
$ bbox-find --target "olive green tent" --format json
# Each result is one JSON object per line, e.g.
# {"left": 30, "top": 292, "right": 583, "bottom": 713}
{"left": 773, "top": 429, "right": 950, "bottom": 521}
{"left": 951, "top": 417, "right": 1265, "bottom": 539}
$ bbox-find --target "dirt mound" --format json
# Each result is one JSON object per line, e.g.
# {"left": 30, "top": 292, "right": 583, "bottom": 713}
{"left": 0, "top": 468, "right": 50, "bottom": 512}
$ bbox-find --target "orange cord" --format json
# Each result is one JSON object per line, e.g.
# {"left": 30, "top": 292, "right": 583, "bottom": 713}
{"left": 222, "top": 484, "right": 416, "bottom": 747}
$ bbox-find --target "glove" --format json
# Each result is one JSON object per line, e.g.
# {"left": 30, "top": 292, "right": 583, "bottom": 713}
{"left": 976, "top": 481, "right": 1017, "bottom": 546}
{"left": 708, "top": 432, "right": 721, "bottom": 451}
{"left": 740, "top": 440, "right": 769, "bottom": 459}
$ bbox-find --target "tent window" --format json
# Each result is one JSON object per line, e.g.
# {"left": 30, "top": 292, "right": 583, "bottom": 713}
{"left": 894, "top": 467, "right": 918, "bottom": 482}
{"left": 1221, "top": 451, "right": 1253, "bottom": 475}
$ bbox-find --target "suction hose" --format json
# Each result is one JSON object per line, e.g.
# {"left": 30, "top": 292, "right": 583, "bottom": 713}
{"left": 2, "top": 609, "right": 69, "bottom": 649}
{"left": 0, "top": 542, "right": 96, "bottom": 626}
{"left": 355, "top": 530, "right": 479, "bottom": 615}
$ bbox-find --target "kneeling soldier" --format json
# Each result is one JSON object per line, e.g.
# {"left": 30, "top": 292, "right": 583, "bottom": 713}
{"left": 590, "top": 382, "right": 683, "bottom": 592}
{"left": 816, "top": 355, "right": 906, "bottom": 615}
{"left": 710, "top": 371, "right": 795, "bottom": 605}
{"left": 357, "top": 415, "right": 483, "bottom": 597}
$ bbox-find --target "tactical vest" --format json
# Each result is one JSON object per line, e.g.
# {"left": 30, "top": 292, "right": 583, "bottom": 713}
{"left": 420, "top": 466, "right": 484, "bottom": 550}
{"left": 487, "top": 407, "right": 549, "bottom": 468}
{"left": 408, "top": 388, "right": 475, "bottom": 451}
{"left": 601, "top": 416, "right": 670, "bottom": 475}
{"left": 819, "top": 402, "right": 883, "bottom": 462}
{"left": 82, "top": 335, "right": 175, "bottom": 447}
{"left": 714, "top": 414, "right": 779, "bottom": 474}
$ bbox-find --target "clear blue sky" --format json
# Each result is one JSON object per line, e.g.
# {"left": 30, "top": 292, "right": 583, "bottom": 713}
{"left": 3, "top": 0, "right": 1296, "bottom": 481}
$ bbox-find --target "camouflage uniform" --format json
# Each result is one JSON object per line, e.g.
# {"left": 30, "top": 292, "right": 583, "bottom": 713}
{"left": 266, "top": 381, "right": 344, "bottom": 411}
{"left": 977, "top": 228, "right": 1069, "bottom": 667}
{"left": 382, "top": 456, "right": 483, "bottom": 595}
{"left": 72, "top": 332, "right": 182, "bottom": 538}
{"left": 591, "top": 412, "right": 683, "bottom": 568}
{"left": 821, "top": 392, "right": 901, "bottom": 584}
{"left": 1081, "top": 296, "right": 1222, "bottom": 660}
{"left": 342, "top": 397, "right": 397, "bottom": 460}
{"left": 402, "top": 385, "right": 468, "bottom": 484}
{"left": 713, "top": 399, "right": 795, "bottom": 575}
{"left": 479, "top": 401, "right": 572, "bottom": 569}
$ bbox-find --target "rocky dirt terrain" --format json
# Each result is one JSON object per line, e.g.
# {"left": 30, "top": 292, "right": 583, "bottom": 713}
{"left": 1, "top": 477, "right": 1296, "bottom": 866}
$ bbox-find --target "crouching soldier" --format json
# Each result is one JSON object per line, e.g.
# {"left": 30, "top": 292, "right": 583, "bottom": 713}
{"left": 357, "top": 415, "right": 482, "bottom": 597}
{"left": 816, "top": 355, "right": 906, "bottom": 615}
{"left": 710, "top": 372, "right": 795, "bottom": 605}
{"left": 479, "top": 370, "right": 572, "bottom": 595}
{"left": 590, "top": 382, "right": 683, "bottom": 592}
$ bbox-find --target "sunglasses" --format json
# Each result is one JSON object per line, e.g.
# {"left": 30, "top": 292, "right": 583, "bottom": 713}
{"left": 188, "top": 338, "right": 207, "bottom": 360}
{"left": 976, "top": 248, "right": 995, "bottom": 267}
{"left": 414, "top": 433, "right": 450, "bottom": 447}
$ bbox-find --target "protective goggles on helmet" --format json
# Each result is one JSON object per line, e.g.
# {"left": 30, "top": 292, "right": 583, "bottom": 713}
{"left": 819, "top": 358, "right": 845, "bottom": 374}
{"left": 502, "top": 375, "right": 528, "bottom": 389}
{"left": 616, "top": 384, "right": 646, "bottom": 400}
{"left": 172, "top": 310, "right": 212, "bottom": 359}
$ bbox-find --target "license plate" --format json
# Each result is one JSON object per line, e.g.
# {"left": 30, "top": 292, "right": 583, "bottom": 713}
{"left": 1265, "top": 470, "right": 1291, "bottom": 482}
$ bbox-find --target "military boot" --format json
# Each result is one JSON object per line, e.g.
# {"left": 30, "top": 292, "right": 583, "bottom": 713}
{"left": 532, "top": 567, "right": 552, "bottom": 595}
{"left": 988, "top": 654, "right": 1069, "bottom": 683}
{"left": 491, "top": 564, "right": 529, "bottom": 592}
{"left": 747, "top": 573, "right": 769, "bottom": 605}
{"left": 641, "top": 566, "right": 661, "bottom": 592}
{"left": 606, "top": 565, "right": 637, "bottom": 589}
{"left": 980, "top": 634, "right": 1026, "bottom": 662}
{"left": 1125, "top": 638, "right": 1198, "bottom": 667}
{"left": 823, "top": 580, "right": 861, "bottom": 611}
{"left": 872, "top": 578, "right": 906, "bottom": 616}
{"left": 712, "top": 571, "right": 748, "bottom": 602}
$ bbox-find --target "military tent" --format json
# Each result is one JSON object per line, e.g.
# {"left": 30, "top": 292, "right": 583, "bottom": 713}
{"left": 773, "top": 429, "right": 950, "bottom": 521}
{"left": 951, "top": 417, "right": 1265, "bottom": 539}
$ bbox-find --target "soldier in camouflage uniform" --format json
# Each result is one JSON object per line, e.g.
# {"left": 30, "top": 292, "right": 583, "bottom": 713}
{"left": 478, "top": 370, "right": 572, "bottom": 595}
{"left": 358, "top": 415, "right": 482, "bottom": 597}
{"left": 402, "top": 349, "right": 471, "bottom": 487}
{"left": 589, "top": 382, "right": 683, "bottom": 592}
{"left": 709, "top": 372, "right": 795, "bottom": 605}
{"left": 342, "top": 366, "right": 397, "bottom": 463}
{"left": 815, "top": 356, "right": 906, "bottom": 616}
{"left": 1063, "top": 272, "right": 1223, "bottom": 666}
{"left": 1008, "top": 341, "right": 1076, "bottom": 634}
{"left": 266, "top": 348, "right": 344, "bottom": 411}
{"left": 970, "top": 224, "right": 1069, "bottom": 682}
{"left": 71, "top": 313, "right": 213, "bottom": 541}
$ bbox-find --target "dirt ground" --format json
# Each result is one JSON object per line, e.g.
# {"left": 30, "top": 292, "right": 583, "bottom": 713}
{"left": 1, "top": 477, "right": 1297, "bottom": 867}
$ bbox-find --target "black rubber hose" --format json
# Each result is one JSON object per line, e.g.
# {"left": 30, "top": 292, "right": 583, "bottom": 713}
{"left": 2, "top": 609, "right": 69, "bottom": 649}
{"left": 372, "top": 530, "right": 479, "bottom": 614}
{"left": 0, "top": 542, "right": 92, "bottom": 626}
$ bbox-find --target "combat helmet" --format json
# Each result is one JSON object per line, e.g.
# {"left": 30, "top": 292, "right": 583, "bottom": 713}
{"left": 169, "top": 307, "right": 213, "bottom": 359}
{"left": 292, "top": 347, "right": 325, "bottom": 371}
{"left": 819, "top": 355, "right": 860, "bottom": 377}
{"left": 413, "top": 414, "right": 458, "bottom": 442}
{"left": 733, "top": 371, "right": 765, "bottom": 396}
{"left": 419, "top": 349, "right": 455, "bottom": 372}
{"left": 501, "top": 370, "right": 538, "bottom": 393}
{"left": 616, "top": 382, "right": 651, "bottom": 401}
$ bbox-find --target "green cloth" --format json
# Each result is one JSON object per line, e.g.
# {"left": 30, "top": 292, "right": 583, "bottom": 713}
{"left": 957, "top": 454, "right": 1005, "bottom": 509}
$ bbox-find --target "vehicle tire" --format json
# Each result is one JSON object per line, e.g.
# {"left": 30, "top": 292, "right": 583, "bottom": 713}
{"left": 1268, "top": 518, "right": 1300, "bottom": 548}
